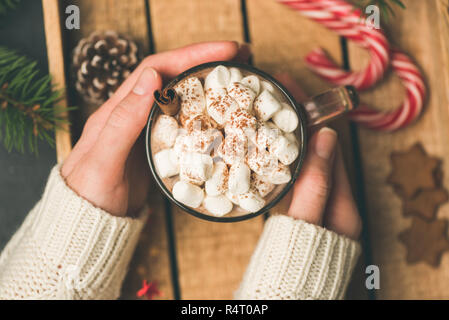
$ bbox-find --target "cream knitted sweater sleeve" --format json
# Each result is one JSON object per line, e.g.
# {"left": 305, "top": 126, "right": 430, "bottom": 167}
{"left": 234, "top": 215, "right": 361, "bottom": 300}
{"left": 0, "top": 166, "right": 360, "bottom": 300}
{"left": 0, "top": 165, "right": 148, "bottom": 299}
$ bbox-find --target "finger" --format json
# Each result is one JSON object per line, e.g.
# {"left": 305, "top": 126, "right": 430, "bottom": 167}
{"left": 89, "top": 67, "right": 162, "bottom": 171}
{"left": 275, "top": 73, "right": 308, "bottom": 102}
{"left": 86, "top": 41, "right": 242, "bottom": 134}
{"left": 68, "top": 41, "right": 243, "bottom": 163}
{"left": 287, "top": 127, "right": 338, "bottom": 225}
{"left": 232, "top": 43, "right": 252, "bottom": 63}
{"left": 323, "top": 146, "right": 362, "bottom": 240}
{"left": 108, "top": 41, "right": 243, "bottom": 107}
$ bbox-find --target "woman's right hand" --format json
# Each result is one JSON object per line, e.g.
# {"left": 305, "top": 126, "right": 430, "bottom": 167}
{"left": 277, "top": 74, "right": 362, "bottom": 240}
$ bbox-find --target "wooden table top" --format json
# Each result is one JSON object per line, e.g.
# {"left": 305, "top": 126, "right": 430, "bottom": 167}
{"left": 43, "top": 0, "right": 449, "bottom": 299}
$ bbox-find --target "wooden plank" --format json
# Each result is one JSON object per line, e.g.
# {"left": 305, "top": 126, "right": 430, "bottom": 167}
{"left": 246, "top": 0, "right": 369, "bottom": 299}
{"left": 120, "top": 196, "right": 174, "bottom": 300}
{"left": 438, "top": 0, "right": 449, "bottom": 70}
{"left": 60, "top": 0, "right": 174, "bottom": 300}
{"left": 64, "top": 0, "right": 151, "bottom": 123}
{"left": 66, "top": 0, "right": 150, "bottom": 52}
{"left": 42, "top": 0, "right": 72, "bottom": 163}
{"left": 149, "top": 0, "right": 265, "bottom": 299}
{"left": 173, "top": 217, "right": 264, "bottom": 299}
{"left": 149, "top": 0, "right": 245, "bottom": 51}
{"left": 348, "top": 0, "right": 449, "bottom": 299}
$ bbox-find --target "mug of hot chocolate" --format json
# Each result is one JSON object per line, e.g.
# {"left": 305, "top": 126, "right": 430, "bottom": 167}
{"left": 146, "top": 62, "right": 358, "bottom": 222}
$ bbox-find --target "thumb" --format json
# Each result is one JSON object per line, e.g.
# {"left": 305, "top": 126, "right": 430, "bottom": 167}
{"left": 90, "top": 67, "right": 162, "bottom": 170}
{"left": 288, "top": 127, "right": 338, "bottom": 225}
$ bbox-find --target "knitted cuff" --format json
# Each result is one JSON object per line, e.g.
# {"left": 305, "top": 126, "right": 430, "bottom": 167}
{"left": 234, "top": 214, "right": 361, "bottom": 300}
{"left": 30, "top": 165, "right": 148, "bottom": 299}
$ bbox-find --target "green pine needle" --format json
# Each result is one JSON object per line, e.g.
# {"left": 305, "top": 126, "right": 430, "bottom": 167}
{"left": 0, "top": 46, "right": 74, "bottom": 155}
{"left": 0, "top": 0, "right": 20, "bottom": 16}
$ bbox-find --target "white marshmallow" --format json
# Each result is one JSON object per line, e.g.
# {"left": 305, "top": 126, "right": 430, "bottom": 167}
{"left": 174, "top": 129, "right": 223, "bottom": 157}
{"left": 272, "top": 102, "right": 299, "bottom": 133}
{"left": 169, "top": 148, "right": 180, "bottom": 165}
{"left": 173, "top": 133, "right": 189, "bottom": 160}
{"left": 174, "top": 133, "right": 197, "bottom": 158}
{"left": 227, "top": 82, "right": 257, "bottom": 111}
{"left": 226, "top": 108, "right": 257, "bottom": 140}
{"left": 240, "top": 75, "right": 260, "bottom": 95}
{"left": 238, "top": 188, "right": 266, "bottom": 213}
{"left": 193, "top": 129, "right": 223, "bottom": 155}
{"left": 175, "top": 77, "right": 206, "bottom": 117}
{"left": 205, "top": 86, "right": 227, "bottom": 110}
{"left": 207, "top": 94, "right": 239, "bottom": 126}
{"left": 205, "top": 65, "right": 230, "bottom": 90}
{"left": 203, "top": 195, "right": 233, "bottom": 217}
{"left": 154, "top": 148, "right": 179, "bottom": 178}
{"left": 225, "top": 190, "right": 240, "bottom": 205}
{"left": 178, "top": 127, "right": 187, "bottom": 137}
{"left": 172, "top": 180, "right": 204, "bottom": 208}
{"left": 228, "top": 161, "right": 251, "bottom": 195}
{"left": 263, "top": 162, "right": 291, "bottom": 184}
{"left": 261, "top": 80, "right": 282, "bottom": 100}
{"left": 269, "top": 135, "right": 299, "bottom": 165}
{"left": 252, "top": 173, "right": 275, "bottom": 198}
{"left": 179, "top": 152, "right": 213, "bottom": 185}
{"left": 284, "top": 132, "right": 299, "bottom": 146}
{"left": 184, "top": 114, "right": 219, "bottom": 133}
{"left": 205, "top": 162, "right": 229, "bottom": 196}
{"left": 178, "top": 111, "right": 191, "bottom": 128}
{"left": 261, "top": 80, "right": 275, "bottom": 93}
{"left": 217, "top": 132, "right": 247, "bottom": 165}
{"left": 205, "top": 129, "right": 225, "bottom": 156}
{"left": 153, "top": 115, "right": 179, "bottom": 148}
{"left": 256, "top": 121, "right": 281, "bottom": 149}
{"left": 247, "top": 146, "right": 278, "bottom": 176}
{"left": 253, "top": 90, "right": 282, "bottom": 121}
{"left": 229, "top": 67, "right": 243, "bottom": 83}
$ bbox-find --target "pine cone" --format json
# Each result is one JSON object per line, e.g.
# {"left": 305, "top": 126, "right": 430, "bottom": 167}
{"left": 72, "top": 30, "right": 140, "bottom": 104}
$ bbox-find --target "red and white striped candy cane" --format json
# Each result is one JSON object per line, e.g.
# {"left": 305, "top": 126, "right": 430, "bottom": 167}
{"left": 280, "top": 0, "right": 390, "bottom": 90}
{"left": 349, "top": 50, "right": 426, "bottom": 131}
{"left": 278, "top": 0, "right": 426, "bottom": 131}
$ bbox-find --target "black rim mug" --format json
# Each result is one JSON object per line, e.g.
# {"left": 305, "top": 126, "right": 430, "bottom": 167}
{"left": 145, "top": 61, "right": 358, "bottom": 222}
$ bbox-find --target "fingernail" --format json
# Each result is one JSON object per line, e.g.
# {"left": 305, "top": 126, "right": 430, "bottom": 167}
{"left": 237, "top": 42, "right": 252, "bottom": 51}
{"left": 236, "top": 42, "right": 252, "bottom": 60}
{"left": 315, "top": 127, "right": 337, "bottom": 160}
{"left": 133, "top": 67, "right": 157, "bottom": 95}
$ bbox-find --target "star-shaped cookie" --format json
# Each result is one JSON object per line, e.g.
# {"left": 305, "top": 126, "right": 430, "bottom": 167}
{"left": 388, "top": 143, "right": 441, "bottom": 199}
{"left": 403, "top": 188, "right": 449, "bottom": 221}
{"left": 399, "top": 218, "right": 449, "bottom": 267}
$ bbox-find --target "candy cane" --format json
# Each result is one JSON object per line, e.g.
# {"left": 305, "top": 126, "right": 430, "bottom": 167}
{"left": 280, "top": 0, "right": 390, "bottom": 90}
{"left": 349, "top": 50, "right": 426, "bottom": 131}
{"left": 278, "top": 0, "right": 426, "bottom": 131}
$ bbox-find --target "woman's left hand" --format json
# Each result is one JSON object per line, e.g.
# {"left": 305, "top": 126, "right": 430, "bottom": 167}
{"left": 276, "top": 74, "right": 362, "bottom": 240}
{"left": 61, "top": 41, "right": 250, "bottom": 217}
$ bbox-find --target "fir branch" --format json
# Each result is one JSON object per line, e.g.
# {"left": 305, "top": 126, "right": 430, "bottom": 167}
{"left": 0, "top": 0, "right": 20, "bottom": 16}
{"left": 0, "top": 46, "right": 74, "bottom": 155}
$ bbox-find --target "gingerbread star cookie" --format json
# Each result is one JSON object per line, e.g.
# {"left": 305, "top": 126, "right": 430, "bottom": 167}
{"left": 403, "top": 188, "right": 449, "bottom": 221}
{"left": 388, "top": 143, "right": 441, "bottom": 199}
{"left": 399, "top": 218, "right": 449, "bottom": 267}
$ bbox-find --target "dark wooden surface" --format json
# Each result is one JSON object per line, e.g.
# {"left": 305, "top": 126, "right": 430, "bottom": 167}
{"left": 3, "top": 0, "right": 371, "bottom": 299}
{"left": 4, "top": 0, "right": 449, "bottom": 300}
{"left": 48, "top": 0, "right": 371, "bottom": 299}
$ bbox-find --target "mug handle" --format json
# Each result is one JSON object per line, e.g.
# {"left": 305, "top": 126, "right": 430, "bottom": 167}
{"left": 303, "top": 86, "right": 359, "bottom": 127}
